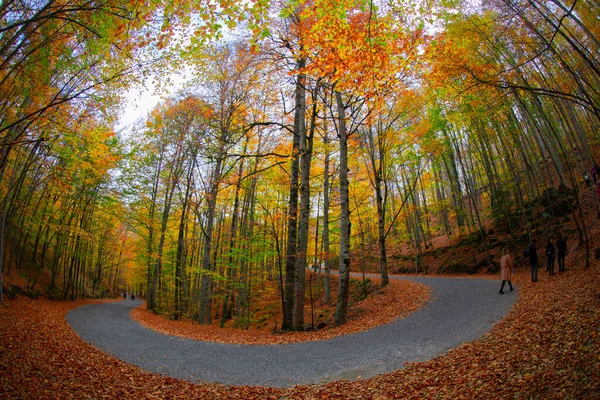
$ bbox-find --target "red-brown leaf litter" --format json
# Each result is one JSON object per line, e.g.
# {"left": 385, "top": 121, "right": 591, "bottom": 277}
{"left": 2, "top": 260, "right": 599, "bottom": 398}
{"left": 131, "top": 278, "right": 430, "bottom": 345}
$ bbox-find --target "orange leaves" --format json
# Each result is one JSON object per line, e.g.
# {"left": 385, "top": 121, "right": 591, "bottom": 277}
{"left": 131, "top": 279, "right": 430, "bottom": 345}
{"left": 295, "top": 0, "right": 423, "bottom": 97}
{"left": 0, "top": 297, "right": 279, "bottom": 399}
{"left": 1, "top": 257, "right": 599, "bottom": 398}
{"left": 283, "top": 259, "right": 599, "bottom": 400}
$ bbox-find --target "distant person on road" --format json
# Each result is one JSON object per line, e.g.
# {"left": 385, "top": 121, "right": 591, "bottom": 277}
{"left": 499, "top": 248, "right": 514, "bottom": 294}
{"left": 557, "top": 236, "right": 567, "bottom": 272}
{"left": 123, "top": 291, "right": 126, "bottom": 299}
{"left": 546, "top": 238, "right": 555, "bottom": 276}
{"left": 584, "top": 171, "right": 591, "bottom": 186}
{"left": 312, "top": 261, "right": 320, "bottom": 273}
{"left": 528, "top": 240, "right": 539, "bottom": 282}
{"left": 131, "top": 293, "right": 136, "bottom": 301}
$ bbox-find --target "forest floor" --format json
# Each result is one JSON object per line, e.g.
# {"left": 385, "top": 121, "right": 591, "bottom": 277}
{"left": 131, "top": 278, "right": 430, "bottom": 345}
{"left": 1, "top": 261, "right": 599, "bottom": 398}
{"left": 1, "top": 187, "right": 600, "bottom": 397}
{"left": 66, "top": 275, "right": 513, "bottom": 387}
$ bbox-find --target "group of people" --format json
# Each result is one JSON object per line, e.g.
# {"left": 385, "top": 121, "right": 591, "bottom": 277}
{"left": 583, "top": 163, "right": 600, "bottom": 201}
{"left": 122, "top": 291, "right": 136, "bottom": 301}
{"left": 498, "top": 235, "right": 567, "bottom": 294}
{"left": 526, "top": 237, "right": 567, "bottom": 281}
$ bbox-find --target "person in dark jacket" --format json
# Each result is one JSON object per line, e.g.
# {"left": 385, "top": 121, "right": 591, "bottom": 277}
{"left": 546, "top": 239, "right": 555, "bottom": 276}
{"left": 557, "top": 236, "right": 567, "bottom": 272}
{"left": 529, "top": 240, "right": 538, "bottom": 282}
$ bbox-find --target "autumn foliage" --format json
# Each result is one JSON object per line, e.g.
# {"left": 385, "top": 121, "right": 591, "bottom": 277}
{"left": 1, "top": 259, "right": 599, "bottom": 398}
{"left": 1, "top": 0, "right": 600, "bottom": 397}
{"left": 131, "top": 278, "right": 430, "bottom": 345}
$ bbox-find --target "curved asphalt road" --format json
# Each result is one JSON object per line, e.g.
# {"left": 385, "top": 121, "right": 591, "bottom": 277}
{"left": 66, "top": 275, "right": 516, "bottom": 388}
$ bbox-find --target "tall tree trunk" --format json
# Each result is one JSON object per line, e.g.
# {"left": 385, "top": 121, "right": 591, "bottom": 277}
{"left": 335, "top": 91, "right": 351, "bottom": 326}
{"left": 0, "top": 148, "right": 10, "bottom": 303}
{"left": 147, "top": 150, "right": 164, "bottom": 311}
{"left": 322, "top": 131, "right": 332, "bottom": 304}
{"left": 198, "top": 139, "right": 226, "bottom": 325}
{"left": 174, "top": 162, "right": 194, "bottom": 320}
{"left": 293, "top": 83, "right": 316, "bottom": 330}
{"left": 283, "top": 58, "right": 305, "bottom": 330}
{"left": 373, "top": 155, "right": 389, "bottom": 286}
{"left": 220, "top": 145, "right": 246, "bottom": 327}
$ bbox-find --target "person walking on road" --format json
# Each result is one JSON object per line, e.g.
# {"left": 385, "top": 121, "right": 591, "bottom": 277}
{"left": 528, "top": 240, "right": 539, "bottom": 282}
{"left": 499, "top": 248, "right": 514, "bottom": 294}
{"left": 557, "top": 236, "right": 567, "bottom": 272}
{"left": 546, "top": 238, "right": 555, "bottom": 276}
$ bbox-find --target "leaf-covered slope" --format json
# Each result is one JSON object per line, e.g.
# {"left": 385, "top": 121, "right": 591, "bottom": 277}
{"left": 1, "top": 259, "right": 598, "bottom": 398}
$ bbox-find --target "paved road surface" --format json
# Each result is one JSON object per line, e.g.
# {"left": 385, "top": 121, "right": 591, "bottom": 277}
{"left": 67, "top": 274, "right": 516, "bottom": 388}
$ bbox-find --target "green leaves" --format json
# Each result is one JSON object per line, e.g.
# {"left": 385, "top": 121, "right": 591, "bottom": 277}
{"left": 280, "top": 0, "right": 303, "bottom": 18}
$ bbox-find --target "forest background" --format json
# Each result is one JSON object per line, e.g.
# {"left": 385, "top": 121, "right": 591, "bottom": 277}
{"left": 0, "top": 0, "right": 599, "bottom": 335}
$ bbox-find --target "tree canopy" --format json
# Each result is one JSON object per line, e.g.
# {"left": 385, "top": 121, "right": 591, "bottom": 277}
{"left": 1, "top": 0, "right": 598, "bottom": 336}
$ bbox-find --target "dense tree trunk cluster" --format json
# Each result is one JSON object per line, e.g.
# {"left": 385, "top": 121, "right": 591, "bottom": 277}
{"left": 1, "top": 0, "right": 598, "bottom": 331}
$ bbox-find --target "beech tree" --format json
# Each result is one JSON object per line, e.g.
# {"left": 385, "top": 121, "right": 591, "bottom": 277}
{"left": 3, "top": 0, "right": 599, "bottom": 329}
